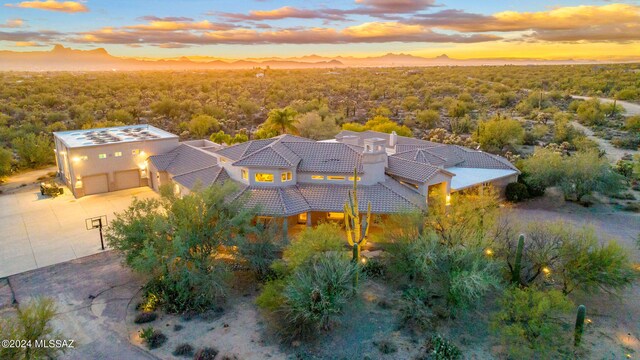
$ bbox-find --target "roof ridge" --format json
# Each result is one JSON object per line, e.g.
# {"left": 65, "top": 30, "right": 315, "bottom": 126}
{"left": 379, "top": 180, "right": 422, "bottom": 209}
{"left": 277, "top": 188, "right": 288, "bottom": 215}
{"left": 268, "top": 141, "right": 295, "bottom": 167}
{"left": 172, "top": 164, "right": 220, "bottom": 178}
{"left": 417, "top": 148, "right": 447, "bottom": 162}
{"left": 389, "top": 155, "right": 440, "bottom": 169}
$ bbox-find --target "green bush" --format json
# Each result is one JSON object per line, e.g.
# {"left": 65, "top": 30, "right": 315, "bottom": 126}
{"left": 172, "top": 343, "right": 194, "bottom": 357}
{"left": 133, "top": 312, "right": 157, "bottom": 324}
{"left": 389, "top": 233, "right": 502, "bottom": 316}
{"left": 237, "top": 224, "right": 282, "bottom": 280}
{"left": 491, "top": 287, "right": 573, "bottom": 359}
{"left": 0, "top": 298, "right": 67, "bottom": 360}
{"left": 505, "top": 182, "right": 529, "bottom": 202}
{"left": 282, "top": 252, "right": 359, "bottom": 336}
{"left": 140, "top": 327, "right": 167, "bottom": 349}
{"left": 194, "top": 347, "right": 219, "bottom": 360}
{"left": 397, "top": 287, "right": 433, "bottom": 332}
{"left": 423, "top": 334, "right": 462, "bottom": 360}
{"left": 255, "top": 279, "right": 286, "bottom": 311}
{"left": 374, "top": 339, "right": 398, "bottom": 354}
{"left": 283, "top": 222, "right": 345, "bottom": 270}
{"left": 107, "top": 183, "right": 259, "bottom": 313}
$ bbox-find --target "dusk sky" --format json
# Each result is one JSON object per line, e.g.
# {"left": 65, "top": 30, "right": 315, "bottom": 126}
{"left": 1, "top": 0, "right": 639, "bottom": 60}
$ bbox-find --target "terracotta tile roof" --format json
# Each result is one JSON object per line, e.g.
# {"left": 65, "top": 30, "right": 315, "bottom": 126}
{"left": 297, "top": 178, "right": 424, "bottom": 214}
{"left": 172, "top": 165, "right": 230, "bottom": 189}
{"left": 392, "top": 148, "right": 448, "bottom": 167}
{"left": 387, "top": 157, "right": 442, "bottom": 183}
{"left": 237, "top": 186, "right": 311, "bottom": 216}
{"left": 148, "top": 144, "right": 218, "bottom": 175}
{"left": 283, "top": 142, "right": 363, "bottom": 173}
{"left": 450, "top": 146, "right": 519, "bottom": 171}
{"left": 214, "top": 139, "right": 275, "bottom": 161}
{"left": 233, "top": 141, "right": 301, "bottom": 168}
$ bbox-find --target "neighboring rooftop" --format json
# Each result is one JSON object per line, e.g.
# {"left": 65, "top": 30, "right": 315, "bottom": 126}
{"left": 53, "top": 124, "right": 178, "bottom": 148}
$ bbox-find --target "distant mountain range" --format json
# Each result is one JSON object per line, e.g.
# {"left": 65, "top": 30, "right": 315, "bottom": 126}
{"left": 0, "top": 45, "right": 637, "bottom": 71}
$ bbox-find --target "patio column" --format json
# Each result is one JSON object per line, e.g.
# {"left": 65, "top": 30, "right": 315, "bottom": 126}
{"left": 306, "top": 211, "right": 312, "bottom": 227}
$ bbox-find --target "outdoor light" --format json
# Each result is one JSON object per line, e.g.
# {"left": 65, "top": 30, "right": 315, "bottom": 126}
{"left": 586, "top": 318, "right": 592, "bottom": 324}
{"left": 445, "top": 194, "right": 451, "bottom": 206}
{"left": 139, "top": 150, "right": 146, "bottom": 157}
{"left": 72, "top": 156, "right": 81, "bottom": 163}
{"left": 361, "top": 257, "right": 367, "bottom": 264}
{"left": 484, "top": 248, "right": 493, "bottom": 256}
{"left": 74, "top": 177, "right": 83, "bottom": 189}
{"left": 542, "top": 267, "right": 551, "bottom": 275}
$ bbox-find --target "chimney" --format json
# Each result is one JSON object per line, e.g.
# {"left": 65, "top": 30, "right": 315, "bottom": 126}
{"left": 340, "top": 135, "right": 360, "bottom": 146}
{"left": 360, "top": 138, "right": 388, "bottom": 185}
{"left": 389, "top": 131, "right": 398, "bottom": 148}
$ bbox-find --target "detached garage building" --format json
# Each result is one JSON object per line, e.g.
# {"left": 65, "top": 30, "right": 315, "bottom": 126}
{"left": 53, "top": 125, "right": 179, "bottom": 197}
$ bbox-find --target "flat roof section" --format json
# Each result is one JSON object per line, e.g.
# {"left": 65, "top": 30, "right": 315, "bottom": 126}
{"left": 448, "top": 167, "right": 518, "bottom": 191}
{"left": 53, "top": 124, "right": 178, "bottom": 148}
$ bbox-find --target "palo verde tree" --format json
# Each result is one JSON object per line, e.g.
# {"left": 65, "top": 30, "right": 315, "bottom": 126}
{"left": 106, "top": 182, "right": 258, "bottom": 313}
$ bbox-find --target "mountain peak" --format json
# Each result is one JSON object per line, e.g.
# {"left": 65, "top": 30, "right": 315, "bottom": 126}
{"left": 51, "top": 44, "right": 69, "bottom": 52}
{"left": 436, "top": 54, "right": 450, "bottom": 59}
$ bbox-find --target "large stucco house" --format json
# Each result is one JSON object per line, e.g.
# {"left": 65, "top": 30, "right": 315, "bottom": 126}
{"left": 54, "top": 125, "right": 519, "bottom": 229}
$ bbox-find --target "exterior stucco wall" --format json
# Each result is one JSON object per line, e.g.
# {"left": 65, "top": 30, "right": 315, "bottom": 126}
{"left": 55, "top": 137, "right": 178, "bottom": 197}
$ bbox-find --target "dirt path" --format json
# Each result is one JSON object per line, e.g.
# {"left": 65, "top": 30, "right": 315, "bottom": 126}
{"left": 571, "top": 120, "right": 639, "bottom": 162}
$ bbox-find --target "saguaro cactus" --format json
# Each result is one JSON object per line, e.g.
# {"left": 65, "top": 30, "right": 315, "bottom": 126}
{"left": 511, "top": 234, "right": 525, "bottom": 284}
{"left": 574, "top": 305, "right": 586, "bottom": 346}
{"left": 344, "top": 167, "right": 372, "bottom": 263}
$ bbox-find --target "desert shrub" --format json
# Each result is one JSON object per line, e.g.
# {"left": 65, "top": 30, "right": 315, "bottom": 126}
{"left": 397, "top": 287, "right": 433, "bottom": 331}
{"left": 423, "top": 334, "right": 462, "bottom": 360}
{"left": 491, "top": 287, "right": 573, "bottom": 359}
{"left": 374, "top": 339, "right": 398, "bottom": 354}
{"left": 256, "top": 279, "right": 286, "bottom": 311}
{"left": 283, "top": 222, "right": 345, "bottom": 270}
{"left": 0, "top": 298, "right": 67, "bottom": 360}
{"left": 362, "top": 257, "right": 386, "bottom": 278}
{"left": 134, "top": 312, "right": 157, "bottom": 324}
{"left": 611, "top": 135, "right": 640, "bottom": 150}
{"left": 505, "top": 182, "right": 529, "bottom": 202}
{"left": 140, "top": 327, "right": 167, "bottom": 349}
{"left": 11, "top": 133, "right": 54, "bottom": 168}
{"left": 522, "top": 148, "right": 624, "bottom": 202}
{"left": 625, "top": 115, "right": 640, "bottom": 132}
{"left": 389, "top": 233, "right": 502, "bottom": 316}
{"left": 575, "top": 98, "right": 605, "bottom": 126}
{"left": 496, "top": 220, "right": 639, "bottom": 294}
{"left": 282, "top": 252, "right": 359, "bottom": 336}
{"left": 194, "top": 347, "right": 219, "bottom": 360}
{"left": 474, "top": 115, "right": 524, "bottom": 152}
{"left": 172, "top": 343, "right": 194, "bottom": 357}
{"left": 236, "top": 223, "right": 282, "bottom": 280}
{"left": 107, "top": 183, "right": 259, "bottom": 313}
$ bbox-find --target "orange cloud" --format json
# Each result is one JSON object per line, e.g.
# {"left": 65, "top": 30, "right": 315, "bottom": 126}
{"left": 0, "top": 18, "right": 24, "bottom": 28}
{"left": 414, "top": 3, "right": 640, "bottom": 33}
{"left": 6, "top": 0, "right": 88, "bottom": 13}
{"left": 126, "top": 20, "right": 230, "bottom": 31}
{"left": 14, "top": 41, "right": 39, "bottom": 46}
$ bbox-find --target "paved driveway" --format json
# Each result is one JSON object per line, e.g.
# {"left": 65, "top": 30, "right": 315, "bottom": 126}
{"left": 0, "top": 186, "right": 158, "bottom": 278}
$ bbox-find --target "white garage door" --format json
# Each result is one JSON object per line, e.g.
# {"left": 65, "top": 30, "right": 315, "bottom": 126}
{"left": 115, "top": 169, "right": 140, "bottom": 190}
{"left": 83, "top": 174, "right": 109, "bottom": 195}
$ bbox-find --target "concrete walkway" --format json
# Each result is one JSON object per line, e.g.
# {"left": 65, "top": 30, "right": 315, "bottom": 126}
{"left": 0, "top": 186, "right": 158, "bottom": 278}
